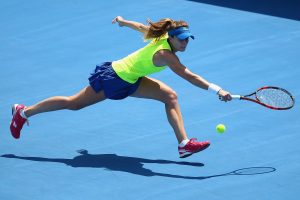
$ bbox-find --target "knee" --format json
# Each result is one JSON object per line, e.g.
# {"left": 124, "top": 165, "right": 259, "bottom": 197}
{"left": 66, "top": 98, "right": 85, "bottom": 111}
{"left": 164, "top": 90, "right": 178, "bottom": 106}
{"left": 68, "top": 104, "right": 84, "bottom": 111}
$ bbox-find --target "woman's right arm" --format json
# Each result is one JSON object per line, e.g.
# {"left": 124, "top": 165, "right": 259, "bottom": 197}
{"left": 112, "top": 16, "right": 149, "bottom": 33}
{"left": 156, "top": 50, "right": 232, "bottom": 102}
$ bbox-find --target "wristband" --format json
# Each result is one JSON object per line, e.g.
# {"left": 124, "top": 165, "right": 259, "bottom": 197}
{"left": 208, "top": 83, "right": 222, "bottom": 94}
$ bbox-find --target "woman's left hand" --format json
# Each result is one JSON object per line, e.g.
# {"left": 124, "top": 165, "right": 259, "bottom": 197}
{"left": 218, "top": 89, "right": 232, "bottom": 102}
{"left": 112, "top": 16, "right": 125, "bottom": 27}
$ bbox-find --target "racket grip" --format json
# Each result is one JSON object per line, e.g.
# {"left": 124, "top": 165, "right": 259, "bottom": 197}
{"left": 231, "top": 95, "right": 241, "bottom": 99}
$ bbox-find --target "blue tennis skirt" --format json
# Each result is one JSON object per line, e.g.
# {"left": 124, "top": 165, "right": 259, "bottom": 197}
{"left": 88, "top": 62, "right": 141, "bottom": 100}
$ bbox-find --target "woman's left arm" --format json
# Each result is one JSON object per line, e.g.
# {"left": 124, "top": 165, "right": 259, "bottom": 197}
{"left": 112, "top": 16, "right": 149, "bottom": 33}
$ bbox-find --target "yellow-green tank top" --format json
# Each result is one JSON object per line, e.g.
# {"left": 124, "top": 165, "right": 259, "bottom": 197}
{"left": 112, "top": 37, "right": 171, "bottom": 84}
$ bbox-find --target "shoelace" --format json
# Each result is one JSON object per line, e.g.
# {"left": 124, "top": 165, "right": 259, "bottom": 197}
{"left": 16, "top": 106, "right": 30, "bottom": 126}
{"left": 22, "top": 108, "right": 30, "bottom": 126}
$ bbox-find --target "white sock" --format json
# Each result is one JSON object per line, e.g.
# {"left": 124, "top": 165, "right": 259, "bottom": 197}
{"left": 179, "top": 139, "right": 190, "bottom": 147}
{"left": 20, "top": 109, "right": 28, "bottom": 119}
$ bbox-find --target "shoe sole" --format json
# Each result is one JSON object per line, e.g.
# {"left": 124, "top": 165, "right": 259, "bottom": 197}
{"left": 179, "top": 143, "right": 210, "bottom": 158}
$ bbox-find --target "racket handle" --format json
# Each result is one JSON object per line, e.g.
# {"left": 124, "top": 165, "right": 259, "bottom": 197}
{"left": 231, "top": 94, "right": 241, "bottom": 99}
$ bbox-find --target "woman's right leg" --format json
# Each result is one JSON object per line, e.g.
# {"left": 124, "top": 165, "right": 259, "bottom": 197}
{"left": 131, "top": 77, "right": 188, "bottom": 143}
{"left": 131, "top": 77, "right": 210, "bottom": 158}
{"left": 25, "top": 86, "right": 106, "bottom": 118}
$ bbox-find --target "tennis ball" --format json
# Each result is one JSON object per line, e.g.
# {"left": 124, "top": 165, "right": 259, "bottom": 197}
{"left": 216, "top": 124, "right": 226, "bottom": 133}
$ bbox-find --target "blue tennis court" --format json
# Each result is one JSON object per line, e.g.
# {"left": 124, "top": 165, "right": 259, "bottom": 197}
{"left": 1, "top": 1, "right": 299, "bottom": 199}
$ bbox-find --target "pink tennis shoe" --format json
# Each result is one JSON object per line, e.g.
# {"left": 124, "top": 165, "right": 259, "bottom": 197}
{"left": 10, "top": 104, "right": 28, "bottom": 139}
{"left": 178, "top": 138, "right": 210, "bottom": 158}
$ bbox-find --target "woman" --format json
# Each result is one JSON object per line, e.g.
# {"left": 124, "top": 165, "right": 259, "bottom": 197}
{"left": 10, "top": 16, "right": 232, "bottom": 158}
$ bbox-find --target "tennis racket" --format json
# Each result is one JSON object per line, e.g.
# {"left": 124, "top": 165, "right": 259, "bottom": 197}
{"left": 231, "top": 86, "right": 295, "bottom": 110}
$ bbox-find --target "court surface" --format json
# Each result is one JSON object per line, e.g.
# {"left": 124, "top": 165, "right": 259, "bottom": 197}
{"left": 1, "top": 1, "right": 300, "bottom": 200}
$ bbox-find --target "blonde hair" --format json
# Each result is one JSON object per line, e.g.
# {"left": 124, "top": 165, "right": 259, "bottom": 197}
{"left": 144, "top": 18, "right": 189, "bottom": 41}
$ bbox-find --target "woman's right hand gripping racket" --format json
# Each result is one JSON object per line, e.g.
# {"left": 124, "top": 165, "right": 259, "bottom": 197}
{"left": 230, "top": 86, "right": 295, "bottom": 110}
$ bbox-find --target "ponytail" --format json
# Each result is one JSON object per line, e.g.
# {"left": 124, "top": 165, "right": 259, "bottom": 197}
{"left": 144, "top": 18, "right": 189, "bottom": 41}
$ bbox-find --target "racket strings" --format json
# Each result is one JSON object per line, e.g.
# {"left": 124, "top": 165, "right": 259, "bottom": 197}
{"left": 256, "top": 88, "right": 294, "bottom": 108}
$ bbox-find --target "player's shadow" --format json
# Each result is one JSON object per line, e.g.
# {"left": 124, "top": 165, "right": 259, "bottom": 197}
{"left": 1, "top": 150, "right": 276, "bottom": 180}
{"left": 1, "top": 150, "right": 204, "bottom": 179}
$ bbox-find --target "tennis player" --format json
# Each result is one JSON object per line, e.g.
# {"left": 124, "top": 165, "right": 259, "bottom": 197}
{"left": 10, "top": 16, "right": 232, "bottom": 158}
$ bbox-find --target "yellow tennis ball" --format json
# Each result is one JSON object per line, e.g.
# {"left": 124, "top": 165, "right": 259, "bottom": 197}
{"left": 216, "top": 124, "right": 226, "bottom": 133}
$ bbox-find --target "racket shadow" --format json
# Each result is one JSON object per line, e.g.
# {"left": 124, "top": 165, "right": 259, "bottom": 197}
{"left": 1, "top": 150, "right": 276, "bottom": 180}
